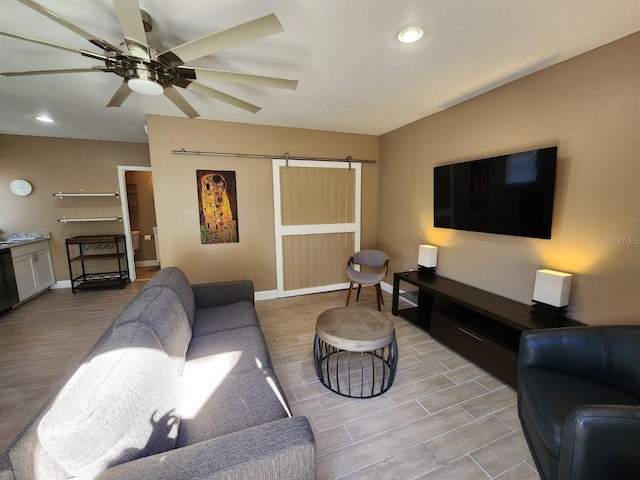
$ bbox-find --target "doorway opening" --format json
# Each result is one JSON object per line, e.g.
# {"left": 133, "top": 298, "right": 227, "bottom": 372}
{"left": 118, "top": 166, "right": 160, "bottom": 282}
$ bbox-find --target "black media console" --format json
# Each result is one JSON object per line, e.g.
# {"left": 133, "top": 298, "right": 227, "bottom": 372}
{"left": 392, "top": 271, "right": 583, "bottom": 387}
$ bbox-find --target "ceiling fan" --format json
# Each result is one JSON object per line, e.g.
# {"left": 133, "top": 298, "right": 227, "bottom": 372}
{"left": 0, "top": 0, "right": 298, "bottom": 117}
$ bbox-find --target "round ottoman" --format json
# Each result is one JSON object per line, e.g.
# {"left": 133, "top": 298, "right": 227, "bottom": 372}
{"left": 313, "top": 306, "right": 398, "bottom": 398}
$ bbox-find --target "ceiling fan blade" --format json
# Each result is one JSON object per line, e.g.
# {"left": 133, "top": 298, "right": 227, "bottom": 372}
{"left": 112, "top": 0, "right": 150, "bottom": 60}
{"left": 164, "top": 87, "right": 200, "bottom": 119}
{"left": 16, "top": 0, "right": 122, "bottom": 53}
{"left": 1, "top": 67, "right": 109, "bottom": 77}
{"left": 159, "top": 13, "right": 284, "bottom": 67}
{"left": 185, "top": 82, "right": 261, "bottom": 113}
{"left": 0, "top": 30, "right": 81, "bottom": 54}
{"left": 106, "top": 83, "right": 132, "bottom": 108}
{"left": 191, "top": 68, "right": 298, "bottom": 90}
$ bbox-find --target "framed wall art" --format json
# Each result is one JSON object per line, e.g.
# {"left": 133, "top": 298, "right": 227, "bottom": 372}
{"left": 196, "top": 170, "right": 239, "bottom": 244}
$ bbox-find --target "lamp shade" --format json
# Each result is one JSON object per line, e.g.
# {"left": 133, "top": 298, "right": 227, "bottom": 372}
{"left": 418, "top": 245, "right": 438, "bottom": 268}
{"left": 533, "top": 269, "right": 572, "bottom": 307}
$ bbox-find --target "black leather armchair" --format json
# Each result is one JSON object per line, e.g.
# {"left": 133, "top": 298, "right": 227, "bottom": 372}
{"left": 517, "top": 325, "right": 640, "bottom": 480}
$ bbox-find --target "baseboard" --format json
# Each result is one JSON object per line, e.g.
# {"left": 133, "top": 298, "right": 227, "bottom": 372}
{"left": 276, "top": 282, "right": 350, "bottom": 299}
{"left": 256, "top": 282, "right": 392, "bottom": 302}
{"left": 51, "top": 280, "right": 71, "bottom": 289}
{"left": 135, "top": 260, "right": 160, "bottom": 267}
{"left": 255, "top": 290, "right": 278, "bottom": 301}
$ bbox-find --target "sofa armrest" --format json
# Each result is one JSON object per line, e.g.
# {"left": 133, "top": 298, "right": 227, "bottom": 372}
{"left": 95, "top": 416, "right": 315, "bottom": 480}
{"left": 559, "top": 405, "right": 640, "bottom": 480}
{"left": 192, "top": 280, "right": 255, "bottom": 309}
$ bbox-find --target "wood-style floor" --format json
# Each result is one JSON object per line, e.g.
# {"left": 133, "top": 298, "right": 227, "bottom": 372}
{"left": 0, "top": 277, "right": 538, "bottom": 479}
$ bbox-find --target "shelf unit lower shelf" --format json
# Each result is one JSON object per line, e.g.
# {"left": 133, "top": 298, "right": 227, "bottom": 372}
{"left": 392, "top": 271, "right": 583, "bottom": 387}
{"left": 65, "top": 235, "right": 129, "bottom": 293}
{"left": 71, "top": 272, "right": 129, "bottom": 291}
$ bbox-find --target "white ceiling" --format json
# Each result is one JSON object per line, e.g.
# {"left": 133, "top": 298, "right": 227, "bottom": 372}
{"left": 2, "top": 0, "right": 640, "bottom": 144}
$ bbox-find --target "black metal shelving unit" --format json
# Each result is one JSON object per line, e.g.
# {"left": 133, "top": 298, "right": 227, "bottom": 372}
{"left": 65, "top": 235, "right": 129, "bottom": 293}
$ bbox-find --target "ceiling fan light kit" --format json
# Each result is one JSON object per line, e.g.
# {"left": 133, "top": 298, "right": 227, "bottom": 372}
{"left": 1, "top": 0, "right": 299, "bottom": 116}
{"left": 124, "top": 60, "right": 164, "bottom": 95}
{"left": 127, "top": 77, "right": 163, "bottom": 95}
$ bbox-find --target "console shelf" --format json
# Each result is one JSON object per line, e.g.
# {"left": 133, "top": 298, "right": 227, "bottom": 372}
{"left": 392, "top": 271, "right": 582, "bottom": 386}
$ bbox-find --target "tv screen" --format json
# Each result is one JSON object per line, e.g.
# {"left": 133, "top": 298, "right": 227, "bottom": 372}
{"left": 434, "top": 146, "right": 557, "bottom": 239}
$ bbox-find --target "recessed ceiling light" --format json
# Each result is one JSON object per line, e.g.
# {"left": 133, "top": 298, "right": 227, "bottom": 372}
{"left": 397, "top": 25, "right": 425, "bottom": 44}
{"left": 35, "top": 115, "right": 54, "bottom": 123}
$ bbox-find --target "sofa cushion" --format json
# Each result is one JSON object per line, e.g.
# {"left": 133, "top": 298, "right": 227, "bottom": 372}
{"left": 176, "top": 367, "right": 290, "bottom": 447}
{"left": 143, "top": 267, "right": 196, "bottom": 326}
{"left": 519, "top": 368, "right": 639, "bottom": 456}
{"left": 37, "top": 322, "right": 182, "bottom": 478}
{"left": 185, "top": 325, "right": 272, "bottom": 374}
{"left": 114, "top": 286, "right": 192, "bottom": 364}
{"left": 192, "top": 279, "right": 255, "bottom": 308}
{"left": 192, "top": 300, "right": 260, "bottom": 337}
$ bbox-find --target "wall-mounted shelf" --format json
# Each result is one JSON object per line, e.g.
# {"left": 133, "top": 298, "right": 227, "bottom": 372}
{"left": 53, "top": 192, "right": 119, "bottom": 198}
{"left": 58, "top": 216, "right": 122, "bottom": 224}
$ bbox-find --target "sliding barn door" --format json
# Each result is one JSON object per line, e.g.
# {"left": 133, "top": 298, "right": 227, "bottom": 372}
{"left": 273, "top": 159, "right": 361, "bottom": 297}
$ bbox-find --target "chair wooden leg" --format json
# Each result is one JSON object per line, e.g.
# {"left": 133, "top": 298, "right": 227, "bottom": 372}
{"left": 346, "top": 282, "right": 354, "bottom": 306}
{"left": 356, "top": 284, "right": 362, "bottom": 301}
{"left": 375, "top": 284, "right": 382, "bottom": 311}
{"left": 377, "top": 283, "right": 385, "bottom": 305}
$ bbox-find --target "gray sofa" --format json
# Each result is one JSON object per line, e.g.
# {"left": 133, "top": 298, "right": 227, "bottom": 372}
{"left": 0, "top": 267, "right": 316, "bottom": 479}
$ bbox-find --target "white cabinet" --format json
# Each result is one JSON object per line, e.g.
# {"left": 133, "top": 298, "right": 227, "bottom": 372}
{"left": 13, "top": 253, "right": 38, "bottom": 301}
{"left": 11, "top": 240, "right": 55, "bottom": 303}
{"left": 34, "top": 247, "right": 55, "bottom": 290}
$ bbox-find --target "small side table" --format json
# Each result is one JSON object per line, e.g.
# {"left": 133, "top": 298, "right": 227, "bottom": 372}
{"left": 313, "top": 306, "right": 398, "bottom": 398}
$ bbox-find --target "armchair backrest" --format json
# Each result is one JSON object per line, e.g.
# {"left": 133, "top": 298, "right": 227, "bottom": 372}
{"left": 519, "top": 326, "right": 640, "bottom": 398}
{"left": 351, "top": 250, "right": 389, "bottom": 270}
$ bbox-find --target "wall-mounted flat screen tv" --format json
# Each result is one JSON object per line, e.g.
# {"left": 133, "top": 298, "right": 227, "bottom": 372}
{"left": 434, "top": 146, "right": 557, "bottom": 239}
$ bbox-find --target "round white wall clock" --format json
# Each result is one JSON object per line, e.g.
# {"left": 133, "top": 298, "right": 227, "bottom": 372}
{"left": 9, "top": 179, "right": 33, "bottom": 196}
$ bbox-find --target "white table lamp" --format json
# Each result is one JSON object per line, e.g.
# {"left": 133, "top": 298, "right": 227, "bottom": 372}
{"left": 532, "top": 269, "right": 572, "bottom": 317}
{"left": 418, "top": 244, "right": 437, "bottom": 274}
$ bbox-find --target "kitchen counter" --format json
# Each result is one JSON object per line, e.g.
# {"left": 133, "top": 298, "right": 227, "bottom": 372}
{"left": 0, "top": 232, "right": 50, "bottom": 250}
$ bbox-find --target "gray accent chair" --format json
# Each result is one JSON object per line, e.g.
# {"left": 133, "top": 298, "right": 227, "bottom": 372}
{"left": 517, "top": 325, "right": 640, "bottom": 480}
{"left": 346, "top": 250, "right": 389, "bottom": 311}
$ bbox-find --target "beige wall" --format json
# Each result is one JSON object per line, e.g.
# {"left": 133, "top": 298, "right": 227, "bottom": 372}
{"left": 0, "top": 134, "right": 150, "bottom": 281}
{"left": 378, "top": 32, "right": 640, "bottom": 325}
{"left": 146, "top": 115, "right": 379, "bottom": 290}
{"left": 3, "top": 32, "right": 638, "bottom": 324}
